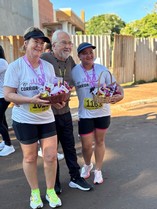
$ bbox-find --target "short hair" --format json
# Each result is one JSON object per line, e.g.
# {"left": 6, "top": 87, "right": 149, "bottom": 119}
{"left": 51, "top": 30, "right": 71, "bottom": 44}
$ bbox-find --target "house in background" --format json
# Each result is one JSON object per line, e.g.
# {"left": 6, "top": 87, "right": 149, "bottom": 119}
{"left": 0, "top": 0, "right": 85, "bottom": 36}
{"left": 43, "top": 8, "right": 85, "bottom": 36}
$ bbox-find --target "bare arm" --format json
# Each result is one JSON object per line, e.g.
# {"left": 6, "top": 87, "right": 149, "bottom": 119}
{"left": 4, "top": 86, "right": 50, "bottom": 106}
{"left": 116, "top": 84, "right": 124, "bottom": 98}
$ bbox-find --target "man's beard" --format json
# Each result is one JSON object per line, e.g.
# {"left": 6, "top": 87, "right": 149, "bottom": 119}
{"left": 59, "top": 51, "right": 70, "bottom": 60}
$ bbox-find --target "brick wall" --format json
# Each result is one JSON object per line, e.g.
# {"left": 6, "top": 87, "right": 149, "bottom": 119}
{"left": 38, "top": 0, "right": 54, "bottom": 29}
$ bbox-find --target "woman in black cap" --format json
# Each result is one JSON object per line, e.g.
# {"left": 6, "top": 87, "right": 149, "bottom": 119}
{"left": 72, "top": 42, "right": 124, "bottom": 185}
{"left": 3, "top": 26, "right": 62, "bottom": 209}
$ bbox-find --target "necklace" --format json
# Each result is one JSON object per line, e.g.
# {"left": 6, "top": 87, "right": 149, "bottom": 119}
{"left": 81, "top": 64, "right": 96, "bottom": 87}
{"left": 23, "top": 55, "right": 45, "bottom": 86}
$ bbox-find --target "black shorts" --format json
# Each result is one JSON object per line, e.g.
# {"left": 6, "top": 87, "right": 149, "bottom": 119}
{"left": 13, "top": 121, "right": 56, "bottom": 145}
{"left": 78, "top": 116, "right": 110, "bottom": 135}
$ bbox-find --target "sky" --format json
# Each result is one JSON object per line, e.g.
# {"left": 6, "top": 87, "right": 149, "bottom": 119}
{"left": 50, "top": 0, "right": 156, "bottom": 23}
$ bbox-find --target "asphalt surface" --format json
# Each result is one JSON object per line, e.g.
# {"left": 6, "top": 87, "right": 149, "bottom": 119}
{"left": 1, "top": 82, "right": 157, "bottom": 209}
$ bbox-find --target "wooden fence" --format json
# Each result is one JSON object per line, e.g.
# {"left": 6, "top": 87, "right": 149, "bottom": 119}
{"left": 71, "top": 35, "right": 111, "bottom": 68}
{"left": 112, "top": 35, "right": 157, "bottom": 83}
{"left": 135, "top": 37, "right": 157, "bottom": 82}
{"left": 0, "top": 36, "right": 24, "bottom": 63}
{"left": 112, "top": 35, "right": 135, "bottom": 84}
{"left": 0, "top": 34, "right": 157, "bottom": 84}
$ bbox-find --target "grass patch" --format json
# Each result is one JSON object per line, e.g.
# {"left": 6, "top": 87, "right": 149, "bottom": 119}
{"left": 121, "top": 79, "right": 157, "bottom": 88}
{"left": 133, "top": 79, "right": 157, "bottom": 85}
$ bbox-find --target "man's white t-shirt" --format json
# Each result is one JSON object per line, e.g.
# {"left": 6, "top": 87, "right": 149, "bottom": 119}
{"left": 72, "top": 63, "right": 116, "bottom": 119}
{"left": 4, "top": 57, "right": 55, "bottom": 124}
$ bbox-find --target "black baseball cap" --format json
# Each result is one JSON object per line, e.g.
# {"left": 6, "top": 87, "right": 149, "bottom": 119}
{"left": 77, "top": 42, "right": 96, "bottom": 54}
{"left": 24, "top": 30, "right": 50, "bottom": 43}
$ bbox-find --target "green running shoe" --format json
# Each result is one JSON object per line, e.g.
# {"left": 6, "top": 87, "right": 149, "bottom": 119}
{"left": 46, "top": 189, "right": 62, "bottom": 208}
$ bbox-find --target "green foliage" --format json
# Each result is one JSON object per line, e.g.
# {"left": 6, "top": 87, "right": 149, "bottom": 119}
{"left": 76, "top": 31, "right": 83, "bottom": 35}
{"left": 85, "top": 14, "right": 126, "bottom": 40}
{"left": 85, "top": 3, "right": 157, "bottom": 38}
{"left": 121, "top": 13, "right": 157, "bottom": 37}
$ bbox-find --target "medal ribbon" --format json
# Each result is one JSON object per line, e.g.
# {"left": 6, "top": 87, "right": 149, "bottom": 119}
{"left": 81, "top": 64, "right": 96, "bottom": 87}
{"left": 23, "top": 55, "right": 45, "bottom": 86}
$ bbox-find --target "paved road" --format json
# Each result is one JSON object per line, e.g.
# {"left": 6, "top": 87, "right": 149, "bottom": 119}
{"left": 1, "top": 99, "right": 157, "bottom": 209}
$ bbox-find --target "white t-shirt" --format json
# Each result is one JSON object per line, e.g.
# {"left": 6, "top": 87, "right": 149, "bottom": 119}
{"left": 72, "top": 63, "right": 116, "bottom": 119}
{"left": 4, "top": 57, "right": 55, "bottom": 124}
{"left": 0, "top": 58, "right": 8, "bottom": 98}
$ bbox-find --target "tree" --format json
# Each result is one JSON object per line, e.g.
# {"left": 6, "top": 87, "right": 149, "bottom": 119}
{"left": 85, "top": 14, "right": 126, "bottom": 40}
{"left": 121, "top": 4, "right": 157, "bottom": 38}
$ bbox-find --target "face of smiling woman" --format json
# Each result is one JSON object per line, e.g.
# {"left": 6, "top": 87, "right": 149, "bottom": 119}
{"left": 78, "top": 47, "right": 95, "bottom": 69}
{"left": 25, "top": 38, "right": 45, "bottom": 60}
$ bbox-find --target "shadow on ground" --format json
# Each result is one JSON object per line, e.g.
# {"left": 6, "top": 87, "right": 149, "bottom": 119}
{"left": 1, "top": 105, "right": 157, "bottom": 209}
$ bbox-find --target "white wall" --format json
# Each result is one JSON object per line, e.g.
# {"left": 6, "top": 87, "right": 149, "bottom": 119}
{"left": 0, "top": 0, "right": 34, "bottom": 35}
{"left": 32, "top": 0, "right": 40, "bottom": 28}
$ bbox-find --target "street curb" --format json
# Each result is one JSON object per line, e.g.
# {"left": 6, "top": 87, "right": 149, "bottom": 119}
{"left": 8, "top": 97, "right": 157, "bottom": 129}
{"left": 111, "top": 97, "right": 157, "bottom": 111}
{"left": 72, "top": 97, "right": 157, "bottom": 120}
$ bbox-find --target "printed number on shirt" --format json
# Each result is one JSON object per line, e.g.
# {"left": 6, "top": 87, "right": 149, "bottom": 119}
{"left": 29, "top": 104, "right": 50, "bottom": 113}
{"left": 84, "top": 98, "right": 102, "bottom": 110}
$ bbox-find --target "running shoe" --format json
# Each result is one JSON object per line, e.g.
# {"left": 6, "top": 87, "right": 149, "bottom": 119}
{"left": 69, "top": 176, "right": 93, "bottom": 191}
{"left": 55, "top": 182, "right": 62, "bottom": 195}
{"left": 38, "top": 148, "right": 43, "bottom": 157}
{"left": 0, "top": 141, "right": 5, "bottom": 150}
{"left": 57, "top": 153, "right": 64, "bottom": 161}
{"left": 0, "top": 145, "right": 15, "bottom": 156}
{"left": 38, "top": 149, "right": 64, "bottom": 161}
{"left": 80, "top": 163, "right": 93, "bottom": 179}
{"left": 46, "top": 189, "right": 62, "bottom": 208}
{"left": 94, "top": 170, "right": 103, "bottom": 184}
{"left": 30, "top": 190, "right": 43, "bottom": 209}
